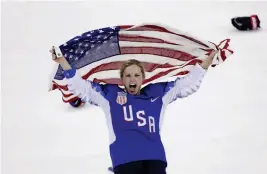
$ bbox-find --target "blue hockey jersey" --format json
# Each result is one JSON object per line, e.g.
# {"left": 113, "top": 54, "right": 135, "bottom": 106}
{"left": 63, "top": 63, "right": 206, "bottom": 168}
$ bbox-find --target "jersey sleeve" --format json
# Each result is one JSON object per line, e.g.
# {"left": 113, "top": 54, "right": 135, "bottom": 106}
{"left": 162, "top": 63, "right": 207, "bottom": 104}
{"left": 63, "top": 68, "right": 109, "bottom": 107}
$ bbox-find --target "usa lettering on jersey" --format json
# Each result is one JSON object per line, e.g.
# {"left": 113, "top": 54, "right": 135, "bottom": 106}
{"left": 123, "top": 105, "right": 156, "bottom": 133}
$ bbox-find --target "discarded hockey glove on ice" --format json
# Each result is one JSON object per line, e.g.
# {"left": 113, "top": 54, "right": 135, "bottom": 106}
{"left": 231, "top": 15, "right": 261, "bottom": 31}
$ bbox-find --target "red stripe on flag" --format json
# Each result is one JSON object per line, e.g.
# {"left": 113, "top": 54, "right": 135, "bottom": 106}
{"left": 61, "top": 92, "right": 74, "bottom": 98}
{"left": 53, "top": 85, "right": 75, "bottom": 99}
{"left": 63, "top": 96, "right": 80, "bottom": 103}
{"left": 51, "top": 83, "right": 58, "bottom": 90}
{"left": 143, "top": 68, "right": 177, "bottom": 84}
{"left": 119, "top": 35, "right": 181, "bottom": 46}
{"left": 52, "top": 81, "right": 68, "bottom": 90}
{"left": 126, "top": 26, "right": 165, "bottom": 32}
{"left": 119, "top": 25, "right": 134, "bottom": 30}
{"left": 175, "top": 71, "right": 189, "bottom": 76}
{"left": 220, "top": 50, "right": 226, "bottom": 61}
{"left": 219, "top": 39, "right": 230, "bottom": 50}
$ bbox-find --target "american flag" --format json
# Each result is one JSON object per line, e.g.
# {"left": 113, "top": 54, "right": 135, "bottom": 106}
{"left": 49, "top": 23, "right": 233, "bottom": 103}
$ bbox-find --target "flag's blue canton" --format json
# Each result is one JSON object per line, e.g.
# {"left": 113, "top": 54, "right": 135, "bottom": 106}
{"left": 54, "top": 26, "right": 121, "bottom": 80}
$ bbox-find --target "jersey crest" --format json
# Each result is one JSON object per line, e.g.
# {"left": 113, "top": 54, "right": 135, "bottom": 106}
{"left": 116, "top": 91, "right": 127, "bottom": 105}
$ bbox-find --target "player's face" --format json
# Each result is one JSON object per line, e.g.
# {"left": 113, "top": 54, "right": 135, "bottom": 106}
{"left": 122, "top": 64, "right": 144, "bottom": 95}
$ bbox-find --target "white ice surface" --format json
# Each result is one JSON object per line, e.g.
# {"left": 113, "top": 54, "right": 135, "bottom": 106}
{"left": 2, "top": 1, "right": 267, "bottom": 174}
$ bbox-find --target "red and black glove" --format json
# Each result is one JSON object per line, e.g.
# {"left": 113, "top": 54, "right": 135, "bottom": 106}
{"left": 231, "top": 15, "right": 261, "bottom": 31}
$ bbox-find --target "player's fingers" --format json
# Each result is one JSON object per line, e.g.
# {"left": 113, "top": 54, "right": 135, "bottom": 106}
{"left": 50, "top": 51, "right": 56, "bottom": 60}
{"left": 209, "top": 50, "right": 218, "bottom": 58}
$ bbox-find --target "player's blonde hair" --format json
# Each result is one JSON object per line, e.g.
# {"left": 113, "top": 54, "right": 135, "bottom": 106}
{"left": 120, "top": 59, "right": 145, "bottom": 79}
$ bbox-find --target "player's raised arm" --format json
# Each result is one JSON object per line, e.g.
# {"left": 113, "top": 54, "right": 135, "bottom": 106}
{"left": 163, "top": 51, "right": 217, "bottom": 104}
{"left": 50, "top": 47, "right": 108, "bottom": 107}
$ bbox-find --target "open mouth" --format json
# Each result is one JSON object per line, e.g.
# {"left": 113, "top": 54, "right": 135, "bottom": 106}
{"left": 128, "top": 84, "right": 137, "bottom": 93}
{"left": 129, "top": 84, "right": 137, "bottom": 89}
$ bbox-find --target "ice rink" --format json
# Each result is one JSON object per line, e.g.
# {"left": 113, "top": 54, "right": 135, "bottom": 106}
{"left": 2, "top": 1, "right": 267, "bottom": 174}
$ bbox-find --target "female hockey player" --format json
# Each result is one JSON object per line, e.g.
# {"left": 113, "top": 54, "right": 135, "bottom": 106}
{"left": 50, "top": 47, "right": 217, "bottom": 174}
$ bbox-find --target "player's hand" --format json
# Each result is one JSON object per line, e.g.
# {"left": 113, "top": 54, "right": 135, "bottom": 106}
{"left": 49, "top": 46, "right": 65, "bottom": 64}
{"left": 200, "top": 50, "right": 218, "bottom": 69}
{"left": 49, "top": 46, "right": 72, "bottom": 70}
